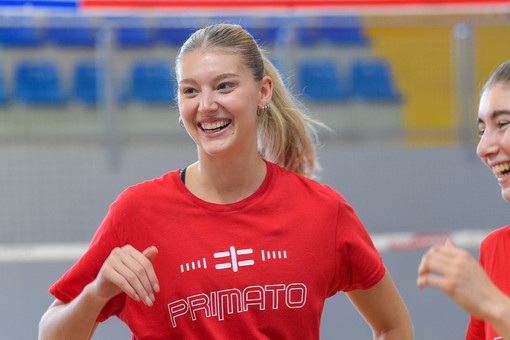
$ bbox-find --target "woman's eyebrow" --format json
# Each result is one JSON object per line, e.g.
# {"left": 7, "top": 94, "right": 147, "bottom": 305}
{"left": 478, "top": 110, "right": 510, "bottom": 124}
{"left": 178, "top": 78, "right": 195, "bottom": 86}
{"left": 178, "top": 73, "right": 239, "bottom": 86}
{"left": 491, "top": 110, "right": 510, "bottom": 119}
{"left": 213, "top": 73, "right": 239, "bottom": 82}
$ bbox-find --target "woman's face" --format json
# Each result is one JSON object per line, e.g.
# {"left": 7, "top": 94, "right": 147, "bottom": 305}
{"left": 477, "top": 82, "right": 510, "bottom": 201}
{"left": 176, "top": 50, "right": 271, "bottom": 160}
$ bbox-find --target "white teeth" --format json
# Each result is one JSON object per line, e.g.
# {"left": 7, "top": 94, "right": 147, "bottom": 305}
{"left": 492, "top": 163, "right": 510, "bottom": 177}
{"left": 201, "top": 121, "right": 229, "bottom": 131}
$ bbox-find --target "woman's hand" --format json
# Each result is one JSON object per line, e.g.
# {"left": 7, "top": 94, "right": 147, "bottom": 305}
{"left": 38, "top": 245, "right": 160, "bottom": 339}
{"left": 89, "top": 245, "right": 160, "bottom": 306}
{"left": 417, "top": 240, "right": 500, "bottom": 319}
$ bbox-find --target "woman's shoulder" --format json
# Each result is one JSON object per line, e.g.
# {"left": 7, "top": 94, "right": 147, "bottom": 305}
{"left": 481, "top": 225, "right": 510, "bottom": 248}
{"left": 115, "top": 169, "right": 181, "bottom": 203}
{"left": 268, "top": 161, "right": 344, "bottom": 200}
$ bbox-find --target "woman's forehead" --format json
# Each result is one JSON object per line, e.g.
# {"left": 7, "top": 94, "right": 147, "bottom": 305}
{"left": 178, "top": 50, "right": 244, "bottom": 74}
{"left": 479, "top": 83, "right": 510, "bottom": 117}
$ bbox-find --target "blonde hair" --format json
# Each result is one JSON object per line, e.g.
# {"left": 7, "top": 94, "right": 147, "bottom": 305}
{"left": 176, "top": 23, "right": 324, "bottom": 178}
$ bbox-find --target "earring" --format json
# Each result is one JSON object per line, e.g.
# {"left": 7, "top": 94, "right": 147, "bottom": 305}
{"left": 257, "top": 104, "right": 269, "bottom": 116}
{"left": 178, "top": 116, "right": 184, "bottom": 128}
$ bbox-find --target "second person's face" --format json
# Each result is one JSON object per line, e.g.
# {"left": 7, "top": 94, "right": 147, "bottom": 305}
{"left": 477, "top": 82, "right": 510, "bottom": 201}
{"left": 176, "top": 50, "right": 263, "bottom": 161}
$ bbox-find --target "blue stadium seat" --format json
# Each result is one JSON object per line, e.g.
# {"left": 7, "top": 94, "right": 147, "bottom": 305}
{"left": 157, "top": 26, "right": 195, "bottom": 47}
{"left": 297, "top": 16, "right": 369, "bottom": 47}
{"left": 0, "top": 16, "right": 44, "bottom": 47}
{"left": 129, "top": 60, "right": 175, "bottom": 104}
{"left": 73, "top": 61, "right": 99, "bottom": 104}
{"left": 298, "top": 59, "right": 350, "bottom": 101}
{"left": 244, "top": 17, "right": 283, "bottom": 46}
{"left": 320, "top": 25, "right": 370, "bottom": 46}
{"left": 15, "top": 60, "right": 66, "bottom": 105}
{"left": 114, "top": 18, "right": 156, "bottom": 48}
{"left": 350, "top": 58, "right": 401, "bottom": 102}
{"left": 46, "top": 17, "right": 96, "bottom": 47}
{"left": 0, "top": 68, "right": 7, "bottom": 104}
{"left": 246, "top": 26, "right": 280, "bottom": 46}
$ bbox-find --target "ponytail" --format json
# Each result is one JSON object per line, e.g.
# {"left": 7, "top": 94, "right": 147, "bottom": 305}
{"left": 257, "top": 55, "right": 324, "bottom": 178}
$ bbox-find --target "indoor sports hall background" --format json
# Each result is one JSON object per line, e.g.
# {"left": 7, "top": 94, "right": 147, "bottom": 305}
{"left": 2, "top": 0, "right": 510, "bottom": 338}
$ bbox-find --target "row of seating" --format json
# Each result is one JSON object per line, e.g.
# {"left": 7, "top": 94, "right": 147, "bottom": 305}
{"left": 0, "top": 57, "right": 400, "bottom": 106}
{"left": 298, "top": 58, "right": 401, "bottom": 102}
{"left": 0, "top": 15, "right": 370, "bottom": 48}
{"left": 72, "top": 60, "right": 176, "bottom": 104}
{"left": 0, "top": 59, "right": 175, "bottom": 106}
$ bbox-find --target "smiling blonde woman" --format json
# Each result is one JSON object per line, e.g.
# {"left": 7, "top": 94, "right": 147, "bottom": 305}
{"left": 39, "top": 24, "right": 413, "bottom": 340}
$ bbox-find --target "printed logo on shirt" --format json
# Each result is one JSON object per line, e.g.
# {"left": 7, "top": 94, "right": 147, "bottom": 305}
{"left": 179, "top": 245, "right": 288, "bottom": 273}
{"left": 214, "top": 246, "right": 254, "bottom": 272}
{"left": 169, "top": 244, "right": 304, "bottom": 328}
{"left": 167, "top": 282, "right": 307, "bottom": 328}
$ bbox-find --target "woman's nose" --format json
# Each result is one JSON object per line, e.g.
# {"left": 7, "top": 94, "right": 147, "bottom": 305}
{"left": 477, "top": 128, "right": 499, "bottom": 159}
{"left": 199, "top": 90, "right": 218, "bottom": 113}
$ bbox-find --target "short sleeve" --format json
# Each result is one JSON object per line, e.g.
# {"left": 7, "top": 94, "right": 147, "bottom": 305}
{"left": 465, "top": 233, "right": 496, "bottom": 340}
{"left": 466, "top": 315, "right": 485, "bottom": 340}
{"left": 333, "top": 198, "right": 385, "bottom": 293}
{"left": 49, "top": 199, "right": 127, "bottom": 322}
{"left": 465, "top": 238, "right": 487, "bottom": 339}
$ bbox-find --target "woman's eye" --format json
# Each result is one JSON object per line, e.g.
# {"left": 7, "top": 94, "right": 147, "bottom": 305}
{"left": 217, "top": 82, "right": 235, "bottom": 91}
{"left": 477, "top": 123, "right": 485, "bottom": 136}
{"left": 498, "top": 120, "right": 510, "bottom": 128}
{"left": 181, "top": 87, "right": 196, "bottom": 95}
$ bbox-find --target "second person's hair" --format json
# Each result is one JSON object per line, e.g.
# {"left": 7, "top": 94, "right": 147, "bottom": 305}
{"left": 482, "top": 60, "right": 510, "bottom": 95}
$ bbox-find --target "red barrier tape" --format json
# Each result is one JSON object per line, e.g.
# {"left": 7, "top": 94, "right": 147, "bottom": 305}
{"left": 371, "top": 230, "right": 491, "bottom": 252}
{"left": 80, "top": 0, "right": 510, "bottom": 9}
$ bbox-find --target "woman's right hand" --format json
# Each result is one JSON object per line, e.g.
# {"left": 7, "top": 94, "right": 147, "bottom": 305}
{"left": 417, "top": 240, "right": 501, "bottom": 319}
{"left": 89, "top": 245, "right": 160, "bottom": 306}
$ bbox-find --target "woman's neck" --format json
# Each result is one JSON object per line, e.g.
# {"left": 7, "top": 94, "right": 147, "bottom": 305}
{"left": 185, "top": 153, "right": 267, "bottom": 204}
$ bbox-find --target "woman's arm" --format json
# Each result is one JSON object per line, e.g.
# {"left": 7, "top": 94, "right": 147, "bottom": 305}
{"left": 39, "top": 293, "right": 105, "bottom": 340}
{"left": 417, "top": 240, "right": 510, "bottom": 339}
{"left": 346, "top": 270, "right": 413, "bottom": 340}
{"left": 39, "top": 245, "right": 159, "bottom": 340}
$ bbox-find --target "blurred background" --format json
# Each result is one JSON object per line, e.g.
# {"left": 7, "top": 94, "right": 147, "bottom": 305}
{"left": 2, "top": 0, "right": 510, "bottom": 339}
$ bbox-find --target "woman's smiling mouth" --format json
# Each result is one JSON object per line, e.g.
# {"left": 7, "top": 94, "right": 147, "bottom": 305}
{"left": 199, "top": 120, "right": 232, "bottom": 133}
{"left": 492, "top": 162, "right": 510, "bottom": 178}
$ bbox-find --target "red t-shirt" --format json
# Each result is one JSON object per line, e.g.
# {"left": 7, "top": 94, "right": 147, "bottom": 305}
{"left": 50, "top": 160, "right": 385, "bottom": 339}
{"left": 466, "top": 225, "right": 510, "bottom": 340}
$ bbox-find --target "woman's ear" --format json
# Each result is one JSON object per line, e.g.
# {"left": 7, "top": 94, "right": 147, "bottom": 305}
{"left": 260, "top": 75, "right": 273, "bottom": 104}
